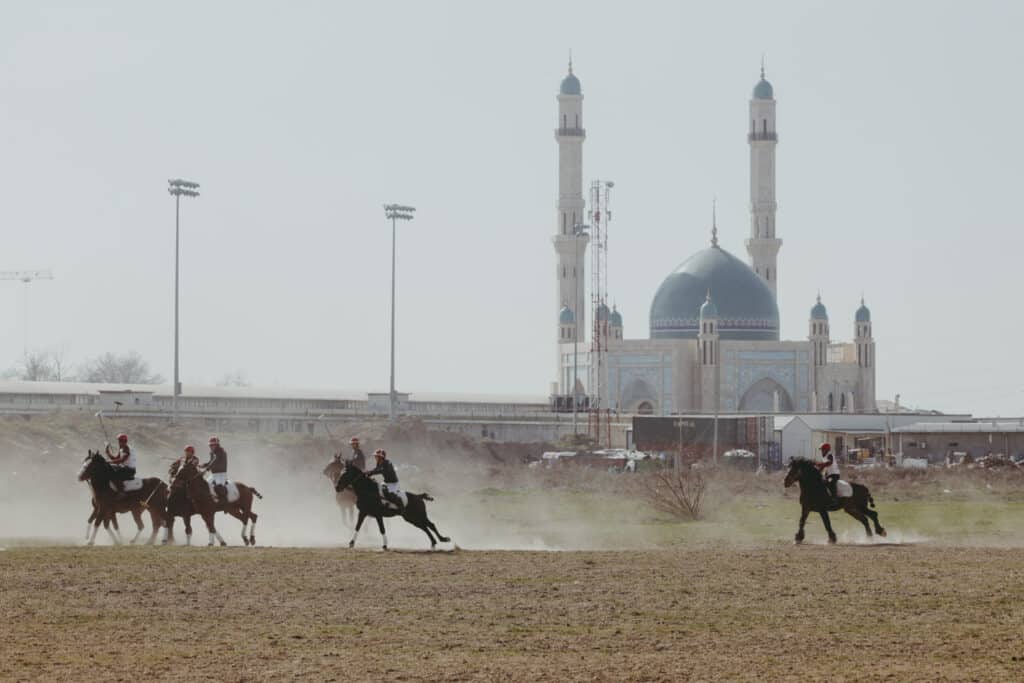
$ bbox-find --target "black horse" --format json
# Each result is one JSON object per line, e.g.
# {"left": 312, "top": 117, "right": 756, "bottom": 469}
{"left": 334, "top": 462, "right": 450, "bottom": 550}
{"left": 784, "top": 457, "right": 886, "bottom": 544}
{"left": 162, "top": 460, "right": 196, "bottom": 545}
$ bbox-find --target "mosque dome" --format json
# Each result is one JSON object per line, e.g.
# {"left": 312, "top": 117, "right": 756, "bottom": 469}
{"left": 699, "top": 295, "right": 718, "bottom": 319}
{"left": 560, "top": 71, "right": 581, "bottom": 95}
{"left": 559, "top": 306, "right": 575, "bottom": 325}
{"left": 650, "top": 246, "right": 779, "bottom": 340}
{"left": 609, "top": 306, "right": 623, "bottom": 327}
{"left": 855, "top": 301, "right": 871, "bottom": 323}
{"left": 753, "top": 77, "right": 773, "bottom": 100}
{"left": 811, "top": 297, "right": 828, "bottom": 320}
{"left": 595, "top": 302, "right": 611, "bottom": 321}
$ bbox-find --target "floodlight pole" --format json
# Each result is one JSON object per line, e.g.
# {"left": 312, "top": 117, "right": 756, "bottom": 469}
{"left": 168, "top": 179, "right": 200, "bottom": 421}
{"left": 384, "top": 204, "right": 416, "bottom": 420}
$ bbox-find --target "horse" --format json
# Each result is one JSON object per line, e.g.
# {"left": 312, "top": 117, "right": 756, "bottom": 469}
{"left": 322, "top": 454, "right": 358, "bottom": 528}
{"left": 78, "top": 450, "right": 168, "bottom": 546}
{"left": 334, "top": 462, "right": 450, "bottom": 550}
{"left": 784, "top": 457, "right": 886, "bottom": 544}
{"left": 162, "top": 459, "right": 196, "bottom": 545}
{"left": 169, "top": 459, "right": 262, "bottom": 546}
{"left": 86, "top": 500, "right": 152, "bottom": 544}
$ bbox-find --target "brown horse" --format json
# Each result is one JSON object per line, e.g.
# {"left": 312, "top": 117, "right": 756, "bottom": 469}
{"left": 323, "top": 454, "right": 358, "bottom": 528}
{"left": 86, "top": 501, "right": 152, "bottom": 545}
{"left": 169, "top": 460, "right": 262, "bottom": 546}
{"left": 78, "top": 450, "right": 168, "bottom": 546}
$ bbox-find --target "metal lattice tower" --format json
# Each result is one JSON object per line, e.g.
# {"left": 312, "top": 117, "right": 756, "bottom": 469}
{"left": 587, "top": 180, "right": 613, "bottom": 446}
{"left": 0, "top": 270, "right": 54, "bottom": 354}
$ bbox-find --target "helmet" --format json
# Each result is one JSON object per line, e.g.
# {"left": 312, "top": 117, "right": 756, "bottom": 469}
{"left": 819, "top": 443, "right": 832, "bottom": 453}
{"left": 374, "top": 448, "right": 386, "bottom": 458}
{"left": 350, "top": 437, "right": 360, "bottom": 445}
{"left": 184, "top": 445, "right": 195, "bottom": 455}
{"left": 117, "top": 433, "right": 128, "bottom": 442}
{"left": 208, "top": 436, "right": 220, "bottom": 446}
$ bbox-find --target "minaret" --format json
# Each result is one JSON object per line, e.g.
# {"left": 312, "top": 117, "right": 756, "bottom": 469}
{"left": 552, "top": 58, "right": 589, "bottom": 343}
{"left": 809, "top": 294, "right": 830, "bottom": 411}
{"left": 698, "top": 291, "right": 720, "bottom": 413}
{"left": 855, "top": 299, "right": 876, "bottom": 411}
{"left": 746, "top": 62, "right": 782, "bottom": 298}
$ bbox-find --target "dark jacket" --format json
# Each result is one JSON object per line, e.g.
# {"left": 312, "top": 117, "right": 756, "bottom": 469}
{"left": 205, "top": 445, "right": 227, "bottom": 474}
{"left": 350, "top": 447, "right": 366, "bottom": 472}
{"left": 366, "top": 458, "right": 398, "bottom": 484}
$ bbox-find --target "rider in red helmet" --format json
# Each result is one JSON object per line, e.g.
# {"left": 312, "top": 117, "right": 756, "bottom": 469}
{"left": 348, "top": 437, "right": 366, "bottom": 472}
{"left": 105, "top": 433, "right": 136, "bottom": 493}
{"left": 815, "top": 442, "right": 840, "bottom": 504}
{"left": 169, "top": 444, "right": 200, "bottom": 478}
{"left": 202, "top": 436, "right": 229, "bottom": 504}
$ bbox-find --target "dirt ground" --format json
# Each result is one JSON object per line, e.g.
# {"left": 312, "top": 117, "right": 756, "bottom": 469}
{"left": 2, "top": 544, "right": 1023, "bottom": 682}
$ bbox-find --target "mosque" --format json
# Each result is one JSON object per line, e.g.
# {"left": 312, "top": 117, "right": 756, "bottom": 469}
{"left": 552, "top": 63, "right": 876, "bottom": 415}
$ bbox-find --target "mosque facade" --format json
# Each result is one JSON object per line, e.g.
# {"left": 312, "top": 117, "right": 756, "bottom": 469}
{"left": 553, "top": 63, "right": 876, "bottom": 415}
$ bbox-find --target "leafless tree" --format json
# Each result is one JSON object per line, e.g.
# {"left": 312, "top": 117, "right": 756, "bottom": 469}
{"left": 217, "top": 370, "right": 250, "bottom": 387}
{"left": 79, "top": 351, "right": 163, "bottom": 384}
{"left": 3, "top": 350, "right": 63, "bottom": 381}
{"left": 641, "top": 466, "right": 707, "bottom": 521}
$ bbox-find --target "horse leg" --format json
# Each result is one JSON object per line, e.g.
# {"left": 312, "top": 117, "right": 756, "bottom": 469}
{"left": 226, "top": 508, "right": 248, "bottom": 546}
{"left": 350, "top": 511, "right": 366, "bottom": 548}
{"left": 145, "top": 507, "right": 162, "bottom": 545}
{"left": 185, "top": 514, "right": 193, "bottom": 546}
{"left": 164, "top": 516, "right": 175, "bottom": 545}
{"left": 819, "top": 511, "right": 837, "bottom": 544}
{"left": 415, "top": 521, "right": 437, "bottom": 549}
{"left": 104, "top": 514, "right": 122, "bottom": 545}
{"left": 866, "top": 508, "right": 886, "bottom": 537}
{"left": 128, "top": 508, "right": 145, "bottom": 545}
{"left": 795, "top": 506, "right": 809, "bottom": 544}
{"left": 203, "top": 511, "right": 225, "bottom": 547}
{"left": 88, "top": 517, "right": 102, "bottom": 546}
{"left": 376, "top": 516, "right": 388, "bottom": 550}
{"left": 427, "top": 520, "right": 450, "bottom": 544}
{"left": 248, "top": 510, "right": 258, "bottom": 546}
{"left": 845, "top": 505, "right": 872, "bottom": 538}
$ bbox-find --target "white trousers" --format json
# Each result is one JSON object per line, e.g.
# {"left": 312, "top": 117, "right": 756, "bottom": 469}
{"left": 211, "top": 472, "right": 227, "bottom": 485}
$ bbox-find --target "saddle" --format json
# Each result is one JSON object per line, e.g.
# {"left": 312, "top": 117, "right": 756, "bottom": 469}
{"left": 834, "top": 480, "right": 853, "bottom": 498}
{"left": 378, "top": 483, "right": 407, "bottom": 510}
{"left": 109, "top": 479, "right": 145, "bottom": 493}
{"left": 206, "top": 480, "right": 241, "bottom": 503}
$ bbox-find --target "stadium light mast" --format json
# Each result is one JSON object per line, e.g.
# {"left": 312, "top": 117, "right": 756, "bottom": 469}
{"left": 384, "top": 203, "right": 416, "bottom": 420}
{"left": 168, "top": 178, "right": 200, "bottom": 419}
{"left": 0, "top": 270, "right": 54, "bottom": 354}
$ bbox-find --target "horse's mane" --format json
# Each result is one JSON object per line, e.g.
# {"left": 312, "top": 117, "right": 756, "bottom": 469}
{"left": 788, "top": 456, "right": 819, "bottom": 465}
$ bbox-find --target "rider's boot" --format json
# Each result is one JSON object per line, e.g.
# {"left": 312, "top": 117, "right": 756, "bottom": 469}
{"left": 386, "top": 491, "right": 404, "bottom": 513}
{"left": 214, "top": 484, "right": 228, "bottom": 506}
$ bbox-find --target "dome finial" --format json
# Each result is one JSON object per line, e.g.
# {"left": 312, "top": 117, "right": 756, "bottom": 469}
{"left": 568, "top": 49, "right": 573, "bottom": 75}
{"left": 816, "top": 290, "right": 821, "bottom": 304}
{"left": 710, "top": 198, "right": 719, "bottom": 248}
{"left": 760, "top": 54, "right": 766, "bottom": 80}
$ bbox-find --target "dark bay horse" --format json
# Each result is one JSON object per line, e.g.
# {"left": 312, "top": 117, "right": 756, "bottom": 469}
{"left": 162, "top": 460, "right": 196, "bottom": 545}
{"left": 86, "top": 501, "right": 150, "bottom": 544}
{"left": 78, "top": 450, "right": 168, "bottom": 546}
{"left": 334, "top": 462, "right": 450, "bottom": 550}
{"left": 169, "top": 460, "right": 262, "bottom": 546}
{"left": 323, "top": 454, "right": 358, "bottom": 528}
{"left": 784, "top": 457, "right": 886, "bottom": 544}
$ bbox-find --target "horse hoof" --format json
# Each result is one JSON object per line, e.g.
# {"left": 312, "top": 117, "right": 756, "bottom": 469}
{"left": 220, "top": 542, "right": 227, "bottom": 547}
{"left": 439, "top": 537, "right": 451, "bottom": 543}
{"left": 879, "top": 530, "right": 887, "bottom": 538}
{"left": 348, "top": 541, "right": 355, "bottom": 548}
{"left": 382, "top": 545, "right": 388, "bottom": 551}
{"left": 828, "top": 537, "right": 837, "bottom": 545}
{"left": 207, "top": 543, "right": 214, "bottom": 547}
{"left": 249, "top": 537, "right": 256, "bottom": 546}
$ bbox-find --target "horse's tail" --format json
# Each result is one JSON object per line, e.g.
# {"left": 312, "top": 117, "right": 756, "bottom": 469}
{"left": 420, "top": 493, "right": 434, "bottom": 502}
{"left": 868, "top": 493, "right": 875, "bottom": 508}
{"left": 251, "top": 488, "right": 263, "bottom": 500}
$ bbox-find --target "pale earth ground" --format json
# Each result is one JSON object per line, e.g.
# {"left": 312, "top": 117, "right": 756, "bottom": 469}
{"left": 3, "top": 414, "right": 1024, "bottom": 681}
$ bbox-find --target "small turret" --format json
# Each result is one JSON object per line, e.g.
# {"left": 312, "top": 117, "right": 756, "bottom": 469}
{"left": 558, "top": 304, "right": 576, "bottom": 342}
{"left": 609, "top": 305, "right": 623, "bottom": 341}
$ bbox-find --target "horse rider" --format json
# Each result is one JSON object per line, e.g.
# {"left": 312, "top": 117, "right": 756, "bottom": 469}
{"left": 170, "top": 444, "right": 200, "bottom": 478}
{"left": 105, "top": 433, "right": 136, "bottom": 493}
{"left": 366, "top": 448, "right": 403, "bottom": 512}
{"left": 815, "top": 442, "right": 841, "bottom": 504}
{"left": 348, "top": 437, "right": 366, "bottom": 472}
{"left": 203, "top": 436, "right": 229, "bottom": 505}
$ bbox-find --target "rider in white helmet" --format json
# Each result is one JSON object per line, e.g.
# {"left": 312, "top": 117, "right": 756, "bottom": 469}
{"left": 366, "top": 448, "right": 404, "bottom": 512}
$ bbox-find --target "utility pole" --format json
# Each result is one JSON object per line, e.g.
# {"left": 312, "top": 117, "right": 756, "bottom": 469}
{"left": 383, "top": 204, "right": 416, "bottom": 420}
{"left": 0, "top": 270, "right": 54, "bottom": 355}
{"left": 167, "top": 179, "right": 200, "bottom": 420}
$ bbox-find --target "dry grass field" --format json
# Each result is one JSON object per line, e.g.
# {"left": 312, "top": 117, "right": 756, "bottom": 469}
{"left": 3, "top": 543, "right": 1024, "bottom": 682}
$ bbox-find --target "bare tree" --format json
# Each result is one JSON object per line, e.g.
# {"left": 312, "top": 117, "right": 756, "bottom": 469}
{"left": 79, "top": 351, "right": 164, "bottom": 384}
{"left": 3, "top": 351, "right": 62, "bottom": 381}
{"left": 641, "top": 467, "right": 707, "bottom": 521}
{"left": 217, "top": 370, "right": 250, "bottom": 387}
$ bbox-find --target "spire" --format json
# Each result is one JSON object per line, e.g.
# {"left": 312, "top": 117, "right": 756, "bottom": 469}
{"left": 710, "top": 199, "right": 719, "bottom": 248}
{"left": 816, "top": 291, "right": 821, "bottom": 304}
{"left": 568, "top": 49, "right": 573, "bottom": 75}
{"left": 760, "top": 54, "right": 766, "bottom": 80}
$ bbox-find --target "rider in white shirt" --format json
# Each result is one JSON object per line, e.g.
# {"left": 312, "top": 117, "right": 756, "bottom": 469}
{"left": 816, "top": 442, "right": 841, "bottom": 502}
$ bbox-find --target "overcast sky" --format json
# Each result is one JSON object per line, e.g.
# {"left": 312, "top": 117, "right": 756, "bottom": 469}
{"left": 2, "top": 1, "right": 1023, "bottom": 416}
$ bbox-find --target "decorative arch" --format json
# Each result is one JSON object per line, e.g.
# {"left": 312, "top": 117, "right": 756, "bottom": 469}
{"left": 636, "top": 401, "right": 655, "bottom": 415}
{"left": 621, "top": 377, "right": 657, "bottom": 415}
{"left": 738, "top": 377, "right": 794, "bottom": 413}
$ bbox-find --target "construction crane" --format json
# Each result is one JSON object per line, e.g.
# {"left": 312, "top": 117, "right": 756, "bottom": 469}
{"left": 1, "top": 270, "right": 54, "bottom": 354}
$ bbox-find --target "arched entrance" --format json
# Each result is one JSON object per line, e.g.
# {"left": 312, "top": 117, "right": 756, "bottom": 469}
{"left": 738, "top": 377, "right": 794, "bottom": 412}
{"left": 636, "top": 401, "right": 654, "bottom": 415}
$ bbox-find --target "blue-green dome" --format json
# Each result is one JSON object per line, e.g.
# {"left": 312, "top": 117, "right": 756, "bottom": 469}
{"left": 560, "top": 71, "right": 581, "bottom": 95}
{"left": 855, "top": 301, "right": 871, "bottom": 323}
{"left": 559, "top": 306, "right": 575, "bottom": 325}
{"left": 650, "top": 246, "right": 779, "bottom": 341}
{"left": 609, "top": 306, "right": 623, "bottom": 327}
{"left": 596, "top": 303, "right": 611, "bottom": 321}
{"left": 699, "top": 295, "right": 718, "bottom": 319}
{"left": 753, "top": 78, "right": 773, "bottom": 100}
{"left": 811, "top": 297, "right": 828, "bottom": 320}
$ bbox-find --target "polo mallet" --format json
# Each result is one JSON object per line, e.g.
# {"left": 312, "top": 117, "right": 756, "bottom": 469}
{"left": 95, "top": 411, "right": 111, "bottom": 446}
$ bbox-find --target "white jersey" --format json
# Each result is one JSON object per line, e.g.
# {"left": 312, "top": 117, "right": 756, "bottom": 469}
{"left": 821, "top": 454, "right": 840, "bottom": 477}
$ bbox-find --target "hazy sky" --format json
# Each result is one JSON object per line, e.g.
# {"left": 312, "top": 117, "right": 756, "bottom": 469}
{"left": 2, "top": 1, "right": 1023, "bottom": 416}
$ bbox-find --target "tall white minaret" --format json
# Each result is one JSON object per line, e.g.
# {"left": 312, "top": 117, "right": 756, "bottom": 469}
{"left": 552, "top": 59, "right": 589, "bottom": 344}
{"left": 746, "top": 63, "right": 782, "bottom": 298}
